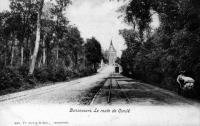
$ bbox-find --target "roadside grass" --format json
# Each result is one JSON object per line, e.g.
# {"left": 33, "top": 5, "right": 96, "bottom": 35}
{"left": 0, "top": 66, "right": 96, "bottom": 96}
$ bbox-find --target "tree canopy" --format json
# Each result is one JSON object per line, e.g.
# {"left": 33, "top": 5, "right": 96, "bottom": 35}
{"left": 85, "top": 37, "right": 103, "bottom": 71}
{"left": 120, "top": 0, "right": 200, "bottom": 98}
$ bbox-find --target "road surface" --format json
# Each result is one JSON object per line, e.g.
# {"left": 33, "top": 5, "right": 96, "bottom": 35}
{"left": 1, "top": 66, "right": 200, "bottom": 126}
{"left": 87, "top": 73, "right": 198, "bottom": 105}
{"left": 0, "top": 66, "right": 114, "bottom": 105}
{"left": 0, "top": 65, "right": 199, "bottom": 105}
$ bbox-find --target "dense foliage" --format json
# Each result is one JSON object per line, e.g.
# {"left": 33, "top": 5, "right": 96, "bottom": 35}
{"left": 120, "top": 0, "right": 200, "bottom": 98}
{"left": 85, "top": 37, "right": 103, "bottom": 72}
{"left": 0, "top": 0, "right": 103, "bottom": 95}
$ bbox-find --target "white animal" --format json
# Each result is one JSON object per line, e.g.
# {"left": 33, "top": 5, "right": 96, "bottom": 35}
{"left": 177, "top": 74, "right": 195, "bottom": 90}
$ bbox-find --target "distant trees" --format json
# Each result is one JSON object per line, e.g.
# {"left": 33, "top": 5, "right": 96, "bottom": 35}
{"left": 120, "top": 0, "right": 200, "bottom": 98}
{"left": 85, "top": 37, "right": 103, "bottom": 72}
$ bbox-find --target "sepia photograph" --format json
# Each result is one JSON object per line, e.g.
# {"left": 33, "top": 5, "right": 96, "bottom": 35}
{"left": 0, "top": 0, "right": 200, "bottom": 126}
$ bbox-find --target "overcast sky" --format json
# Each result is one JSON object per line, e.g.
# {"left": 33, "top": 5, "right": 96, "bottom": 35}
{"left": 0, "top": 0, "right": 159, "bottom": 57}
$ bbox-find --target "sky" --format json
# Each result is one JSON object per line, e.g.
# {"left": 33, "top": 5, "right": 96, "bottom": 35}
{"left": 0, "top": 0, "right": 159, "bottom": 57}
{"left": 0, "top": 0, "right": 10, "bottom": 12}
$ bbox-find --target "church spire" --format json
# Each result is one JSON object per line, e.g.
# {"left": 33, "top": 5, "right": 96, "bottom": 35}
{"left": 109, "top": 39, "right": 116, "bottom": 52}
{"left": 110, "top": 40, "right": 113, "bottom": 46}
{"left": 108, "top": 39, "right": 117, "bottom": 65}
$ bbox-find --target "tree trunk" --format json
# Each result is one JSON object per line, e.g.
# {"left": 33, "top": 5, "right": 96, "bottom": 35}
{"left": 29, "top": 0, "right": 44, "bottom": 75}
{"left": 4, "top": 39, "right": 8, "bottom": 66}
{"left": 43, "top": 47, "right": 46, "bottom": 65}
{"left": 38, "top": 56, "right": 42, "bottom": 68}
{"left": 42, "top": 35, "right": 46, "bottom": 65}
{"left": 74, "top": 50, "right": 78, "bottom": 67}
{"left": 46, "top": 43, "right": 50, "bottom": 66}
{"left": 26, "top": 36, "right": 30, "bottom": 65}
{"left": 29, "top": 49, "right": 32, "bottom": 64}
{"left": 21, "top": 46, "right": 24, "bottom": 66}
{"left": 10, "top": 38, "right": 16, "bottom": 67}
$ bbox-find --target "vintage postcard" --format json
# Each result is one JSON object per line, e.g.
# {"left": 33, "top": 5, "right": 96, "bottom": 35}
{"left": 0, "top": 0, "right": 200, "bottom": 126}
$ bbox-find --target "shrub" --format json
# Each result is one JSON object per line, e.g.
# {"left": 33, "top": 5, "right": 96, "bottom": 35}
{"left": 18, "top": 65, "right": 29, "bottom": 78}
{"left": 0, "top": 67, "right": 23, "bottom": 91}
{"left": 34, "top": 67, "right": 50, "bottom": 83}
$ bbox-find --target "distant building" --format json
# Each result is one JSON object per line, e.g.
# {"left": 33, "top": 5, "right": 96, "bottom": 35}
{"left": 107, "top": 40, "right": 117, "bottom": 65}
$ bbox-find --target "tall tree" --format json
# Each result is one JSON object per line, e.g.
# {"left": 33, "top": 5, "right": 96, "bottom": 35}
{"left": 85, "top": 37, "right": 103, "bottom": 71}
{"left": 29, "top": 0, "right": 44, "bottom": 75}
{"left": 51, "top": 0, "right": 71, "bottom": 64}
